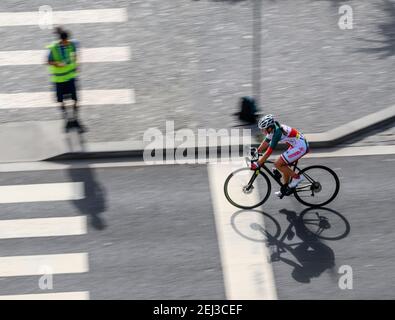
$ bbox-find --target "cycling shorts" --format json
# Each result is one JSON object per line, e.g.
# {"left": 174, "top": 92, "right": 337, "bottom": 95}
{"left": 280, "top": 139, "right": 309, "bottom": 164}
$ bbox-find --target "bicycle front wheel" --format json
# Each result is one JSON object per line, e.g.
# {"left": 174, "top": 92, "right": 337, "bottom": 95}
{"left": 224, "top": 168, "right": 271, "bottom": 209}
{"left": 294, "top": 165, "right": 340, "bottom": 207}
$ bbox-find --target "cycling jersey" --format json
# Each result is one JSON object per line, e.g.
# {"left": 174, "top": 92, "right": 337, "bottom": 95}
{"left": 264, "top": 122, "right": 307, "bottom": 149}
{"left": 264, "top": 122, "right": 309, "bottom": 164}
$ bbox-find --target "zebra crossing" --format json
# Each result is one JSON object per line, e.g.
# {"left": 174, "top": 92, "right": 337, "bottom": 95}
{"left": 0, "top": 181, "right": 89, "bottom": 300}
{"left": 0, "top": 6, "right": 134, "bottom": 111}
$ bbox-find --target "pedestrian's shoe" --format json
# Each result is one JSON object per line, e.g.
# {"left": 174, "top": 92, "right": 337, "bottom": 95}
{"left": 289, "top": 175, "right": 304, "bottom": 189}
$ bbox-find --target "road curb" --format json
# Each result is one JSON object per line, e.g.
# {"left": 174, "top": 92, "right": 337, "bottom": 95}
{"left": 45, "top": 105, "right": 395, "bottom": 161}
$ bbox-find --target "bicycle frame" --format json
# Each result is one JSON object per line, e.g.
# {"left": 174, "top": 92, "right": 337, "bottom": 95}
{"left": 245, "top": 157, "right": 315, "bottom": 196}
{"left": 259, "top": 160, "right": 299, "bottom": 188}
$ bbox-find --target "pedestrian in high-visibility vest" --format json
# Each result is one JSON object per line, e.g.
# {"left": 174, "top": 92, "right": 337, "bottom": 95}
{"left": 47, "top": 28, "right": 85, "bottom": 133}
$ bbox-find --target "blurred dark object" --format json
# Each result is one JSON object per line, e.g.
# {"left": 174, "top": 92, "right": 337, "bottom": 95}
{"left": 234, "top": 96, "right": 259, "bottom": 124}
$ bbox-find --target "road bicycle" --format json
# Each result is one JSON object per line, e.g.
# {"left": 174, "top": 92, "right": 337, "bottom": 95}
{"left": 224, "top": 148, "right": 340, "bottom": 209}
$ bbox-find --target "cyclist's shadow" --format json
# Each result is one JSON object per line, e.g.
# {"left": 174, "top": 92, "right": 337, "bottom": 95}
{"left": 232, "top": 208, "right": 349, "bottom": 284}
{"left": 269, "top": 209, "right": 336, "bottom": 283}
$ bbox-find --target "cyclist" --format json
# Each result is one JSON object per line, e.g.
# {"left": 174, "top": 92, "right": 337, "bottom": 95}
{"left": 251, "top": 114, "right": 310, "bottom": 197}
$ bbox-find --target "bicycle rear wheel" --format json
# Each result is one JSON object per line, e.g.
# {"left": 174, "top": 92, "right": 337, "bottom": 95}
{"left": 224, "top": 168, "right": 271, "bottom": 209}
{"left": 293, "top": 165, "right": 340, "bottom": 207}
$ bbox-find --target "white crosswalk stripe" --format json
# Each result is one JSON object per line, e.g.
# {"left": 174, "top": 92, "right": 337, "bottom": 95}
{"left": 0, "top": 182, "right": 84, "bottom": 203}
{"left": 0, "top": 216, "right": 87, "bottom": 240}
{"left": 0, "top": 291, "right": 90, "bottom": 300}
{"left": 0, "top": 8, "right": 128, "bottom": 27}
{"left": 0, "top": 180, "right": 90, "bottom": 299}
{"left": 0, "top": 47, "right": 131, "bottom": 66}
{"left": 0, "top": 89, "right": 135, "bottom": 109}
{"left": 0, "top": 253, "right": 88, "bottom": 277}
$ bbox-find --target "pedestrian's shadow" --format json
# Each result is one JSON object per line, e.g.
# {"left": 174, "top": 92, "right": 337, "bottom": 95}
{"left": 68, "top": 166, "right": 107, "bottom": 230}
{"left": 231, "top": 207, "right": 350, "bottom": 283}
{"left": 64, "top": 122, "right": 87, "bottom": 153}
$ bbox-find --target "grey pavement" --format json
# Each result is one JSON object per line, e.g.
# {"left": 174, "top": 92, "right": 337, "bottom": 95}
{"left": 0, "top": 0, "right": 394, "bottom": 146}
{"left": 0, "top": 154, "right": 394, "bottom": 299}
{"left": 258, "top": 155, "right": 395, "bottom": 299}
{"left": 0, "top": 164, "right": 225, "bottom": 299}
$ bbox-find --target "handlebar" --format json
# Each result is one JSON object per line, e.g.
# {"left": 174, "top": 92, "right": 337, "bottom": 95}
{"left": 245, "top": 147, "right": 274, "bottom": 166}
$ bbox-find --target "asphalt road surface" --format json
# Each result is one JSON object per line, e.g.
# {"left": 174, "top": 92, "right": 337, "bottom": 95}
{"left": 0, "top": 148, "right": 393, "bottom": 299}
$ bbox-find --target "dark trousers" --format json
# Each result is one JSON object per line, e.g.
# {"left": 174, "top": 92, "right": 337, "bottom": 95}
{"left": 55, "top": 78, "right": 78, "bottom": 102}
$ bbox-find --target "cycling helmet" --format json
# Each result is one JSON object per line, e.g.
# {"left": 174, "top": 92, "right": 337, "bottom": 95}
{"left": 258, "top": 114, "right": 275, "bottom": 129}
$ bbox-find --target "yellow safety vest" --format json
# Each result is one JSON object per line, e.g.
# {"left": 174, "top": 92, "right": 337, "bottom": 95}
{"left": 47, "top": 41, "right": 78, "bottom": 83}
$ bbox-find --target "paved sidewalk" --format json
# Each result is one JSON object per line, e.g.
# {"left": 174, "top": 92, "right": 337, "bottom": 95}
{"left": 0, "top": 103, "right": 393, "bottom": 162}
{"left": 0, "top": 0, "right": 394, "bottom": 145}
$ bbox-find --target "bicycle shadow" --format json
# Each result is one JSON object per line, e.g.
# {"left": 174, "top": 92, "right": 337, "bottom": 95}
{"left": 231, "top": 207, "right": 350, "bottom": 283}
{"left": 67, "top": 166, "right": 107, "bottom": 230}
{"left": 270, "top": 208, "right": 337, "bottom": 284}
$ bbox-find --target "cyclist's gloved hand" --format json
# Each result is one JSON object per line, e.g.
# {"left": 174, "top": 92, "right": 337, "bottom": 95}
{"left": 250, "top": 161, "right": 260, "bottom": 171}
{"left": 250, "top": 147, "right": 258, "bottom": 156}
